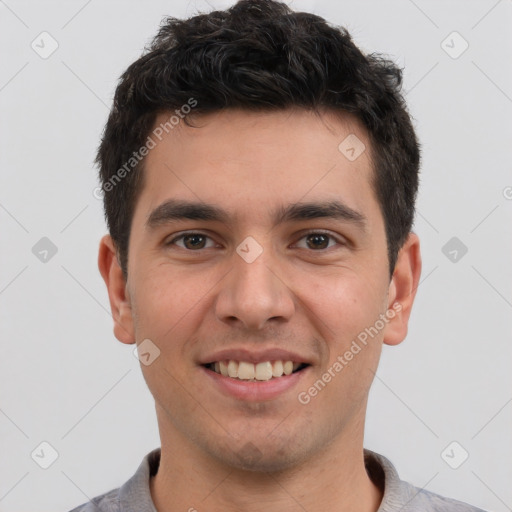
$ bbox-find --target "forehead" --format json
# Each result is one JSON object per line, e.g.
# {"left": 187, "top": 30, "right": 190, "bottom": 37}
{"left": 135, "top": 108, "right": 379, "bottom": 227}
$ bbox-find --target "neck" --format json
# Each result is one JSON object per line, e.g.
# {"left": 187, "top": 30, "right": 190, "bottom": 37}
{"left": 150, "top": 415, "right": 382, "bottom": 512}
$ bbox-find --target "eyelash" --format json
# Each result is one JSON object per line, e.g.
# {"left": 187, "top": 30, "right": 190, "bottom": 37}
{"left": 166, "top": 230, "right": 345, "bottom": 251}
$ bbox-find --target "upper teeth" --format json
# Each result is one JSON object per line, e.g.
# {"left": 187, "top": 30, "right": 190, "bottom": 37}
{"left": 212, "top": 360, "right": 301, "bottom": 381}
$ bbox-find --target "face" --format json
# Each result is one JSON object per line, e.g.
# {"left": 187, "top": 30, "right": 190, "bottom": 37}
{"left": 100, "top": 108, "right": 420, "bottom": 472}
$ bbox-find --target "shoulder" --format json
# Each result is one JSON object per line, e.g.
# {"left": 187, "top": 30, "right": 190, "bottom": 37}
{"left": 364, "top": 450, "right": 487, "bottom": 512}
{"left": 67, "top": 488, "right": 120, "bottom": 512}
{"left": 400, "top": 485, "right": 487, "bottom": 511}
{"left": 66, "top": 447, "right": 161, "bottom": 512}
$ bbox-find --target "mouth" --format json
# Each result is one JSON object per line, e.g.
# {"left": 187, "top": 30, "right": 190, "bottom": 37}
{"left": 203, "top": 360, "right": 310, "bottom": 381}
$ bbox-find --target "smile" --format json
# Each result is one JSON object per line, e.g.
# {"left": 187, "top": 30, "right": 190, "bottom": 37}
{"left": 204, "top": 360, "right": 309, "bottom": 381}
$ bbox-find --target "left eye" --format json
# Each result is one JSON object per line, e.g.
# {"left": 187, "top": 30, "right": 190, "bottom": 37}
{"left": 295, "top": 233, "right": 339, "bottom": 250}
{"left": 170, "top": 233, "right": 217, "bottom": 250}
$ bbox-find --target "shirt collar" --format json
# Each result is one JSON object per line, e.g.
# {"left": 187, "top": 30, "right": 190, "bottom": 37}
{"left": 117, "top": 447, "right": 414, "bottom": 511}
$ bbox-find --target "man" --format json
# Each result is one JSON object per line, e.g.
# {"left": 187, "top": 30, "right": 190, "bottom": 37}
{"left": 71, "top": 0, "right": 484, "bottom": 510}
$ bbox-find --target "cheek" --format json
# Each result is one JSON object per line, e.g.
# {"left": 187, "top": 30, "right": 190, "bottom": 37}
{"left": 130, "top": 265, "right": 215, "bottom": 416}
{"left": 304, "top": 270, "right": 387, "bottom": 343}
{"left": 300, "top": 269, "right": 388, "bottom": 401}
{"left": 130, "top": 263, "right": 215, "bottom": 344}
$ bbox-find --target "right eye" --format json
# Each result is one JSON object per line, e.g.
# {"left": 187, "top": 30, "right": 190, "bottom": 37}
{"left": 167, "top": 232, "right": 218, "bottom": 250}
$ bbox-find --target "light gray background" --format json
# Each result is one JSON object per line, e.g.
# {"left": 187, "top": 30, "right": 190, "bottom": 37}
{"left": 1, "top": 1, "right": 511, "bottom": 511}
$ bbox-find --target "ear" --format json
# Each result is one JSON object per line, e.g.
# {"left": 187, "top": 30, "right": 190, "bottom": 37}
{"left": 383, "top": 232, "right": 422, "bottom": 346}
{"left": 98, "top": 234, "right": 135, "bottom": 344}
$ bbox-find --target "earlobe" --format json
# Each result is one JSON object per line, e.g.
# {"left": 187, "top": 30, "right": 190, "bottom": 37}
{"left": 383, "top": 233, "right": 422, "bottom": 346}
{"left": 98, "top": 234, "right": 135, "bottom": 344}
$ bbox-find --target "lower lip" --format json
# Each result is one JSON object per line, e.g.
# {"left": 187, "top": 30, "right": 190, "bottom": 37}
{"left": 201, "top": 365, "right": 309, "bottom": 401}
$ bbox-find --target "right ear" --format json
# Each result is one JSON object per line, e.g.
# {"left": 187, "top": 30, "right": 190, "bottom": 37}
{"left": 97, "top": 234, "right": 135, "bottom": 344}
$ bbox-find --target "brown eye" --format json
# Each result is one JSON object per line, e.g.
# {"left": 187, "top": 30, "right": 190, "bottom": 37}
{"left": 306, "top": 233, "right": 330, "bottom": 250}
{"left": 183, "top": 234, "right": 207, "bottom": 249}
{"left": 169, "top": 233, "right": 216, "bottom": 250}
{"left": 293, "top": 231, "right": 342, "bottom": 251}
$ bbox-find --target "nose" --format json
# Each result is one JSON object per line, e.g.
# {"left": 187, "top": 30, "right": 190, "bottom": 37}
{"left": 214, "top": 249, "right": 295, "bottom": 331}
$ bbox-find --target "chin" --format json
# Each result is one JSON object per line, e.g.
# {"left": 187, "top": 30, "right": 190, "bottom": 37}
{"left": 210, "top": 438, "right": 310, "bottom": 474}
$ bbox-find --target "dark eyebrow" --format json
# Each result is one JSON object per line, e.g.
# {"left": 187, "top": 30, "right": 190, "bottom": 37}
{"left": 146, "top": 199, "right": 230, "bottom": 229}
{"left": 274, "top": 201, "right": 367, "bottom": 230}
{"left": 145, "top": 199, "right": 367, "bottom": 231}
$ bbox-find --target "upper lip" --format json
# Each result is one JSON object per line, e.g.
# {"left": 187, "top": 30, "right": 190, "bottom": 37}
{"left": 199, "top": 348, "right": 313, "bottom": 365}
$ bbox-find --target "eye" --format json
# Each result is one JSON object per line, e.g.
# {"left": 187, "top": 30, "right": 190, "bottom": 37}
{"left": 294, "top": 232, "right": 341, "bottom": 250}
{"left": 168, "top": 232, "right": 217, "bottom": 250}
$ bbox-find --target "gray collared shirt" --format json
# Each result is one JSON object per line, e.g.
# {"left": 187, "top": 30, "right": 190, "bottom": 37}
{"left": 68, "top": 448, "right": 486, "bottom": 511}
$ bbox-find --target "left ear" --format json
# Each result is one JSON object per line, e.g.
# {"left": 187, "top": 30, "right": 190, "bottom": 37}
{"left": 383, "top": 232, "right": 422, "bottom": 346}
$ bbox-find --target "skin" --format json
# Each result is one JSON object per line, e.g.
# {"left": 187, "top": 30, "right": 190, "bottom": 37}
{"left": 99, "top": 108, "right": 421, "bottom": 512}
